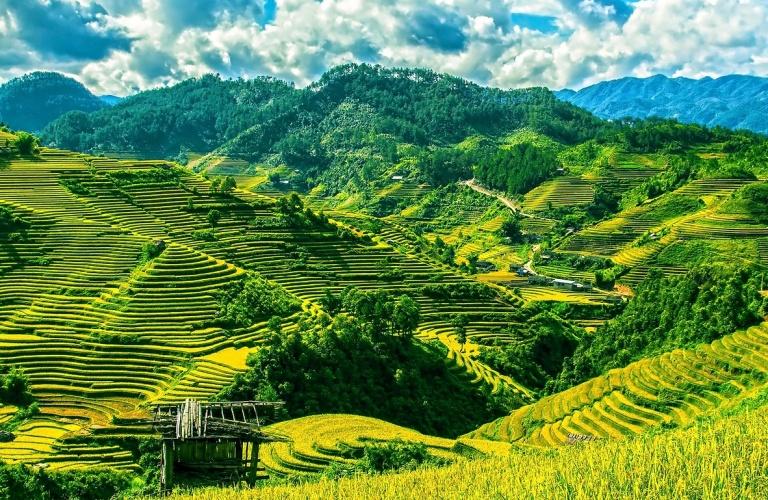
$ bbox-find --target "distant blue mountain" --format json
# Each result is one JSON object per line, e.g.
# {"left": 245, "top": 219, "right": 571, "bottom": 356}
{"left": 556, "top": 74, "right": 768, "bottom": 135}
{"left": 99, "top": 95, "right": 122, "bottom": 106}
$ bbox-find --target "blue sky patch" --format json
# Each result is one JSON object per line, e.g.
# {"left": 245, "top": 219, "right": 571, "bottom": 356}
{"left": 509, "top": 13, "right": 559, "bottom": 34}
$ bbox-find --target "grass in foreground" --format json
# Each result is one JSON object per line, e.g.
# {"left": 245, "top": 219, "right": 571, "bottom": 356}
{"left": 163, "top": 407, "right": 768, "bottom": 500}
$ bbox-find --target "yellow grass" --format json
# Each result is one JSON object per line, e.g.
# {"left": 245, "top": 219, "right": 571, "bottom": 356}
{"left": 200, "top": 347, "right": 251, "bottom": 370}
{"left": 165, "top": 407, "right": 768, "bottom": 500}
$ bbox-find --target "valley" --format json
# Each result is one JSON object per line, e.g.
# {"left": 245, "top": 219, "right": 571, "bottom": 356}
{"left": 1, "top": 64, "right": 768, "bottom": 498}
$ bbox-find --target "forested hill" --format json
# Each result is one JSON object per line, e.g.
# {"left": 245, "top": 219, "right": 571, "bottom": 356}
{"left": 42, "top": 74, "right": 299, "bottom": 158}
{"left": 0, "top": 72, "right": 107, "bottom": 132}
{"left": 557, "top": 74, "right": 768, "bottom": 135}
{"left": 41, "top": 64, "right": 765, "bottom": 200}
{"left": 41, "top": 64, "right": 607, "bottom": 161}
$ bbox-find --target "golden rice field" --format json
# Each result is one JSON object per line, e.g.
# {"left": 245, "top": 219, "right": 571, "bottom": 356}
{"left": 0, "top": 145, "right": 540, "bottom": 469}
{"left": 162, "top": 405, "right": 768, "bottom": 500}
{"left": 256, "top": 414, "right": 512, "bottom": 477}
{"left": 471, "top": 322, "right": 768, "bottom": 446}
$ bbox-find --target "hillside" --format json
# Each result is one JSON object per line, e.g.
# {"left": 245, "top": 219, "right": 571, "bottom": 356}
{"left": 0, "top": 72, "right": 107, "bottom": 132}
{"left": 41, "top": 64, "right": 609, "bottom": 176}
{"left": 163, "top": 400, "right": 768, "bottom": 499}
{"left": 0, "top": 139, "right": 548, "bottom": 473}
{"left": 557, "top": 75, "right": 768, "bottom": 135}
{"left": 3, "top": 66, "right": 768, "bottom": 496}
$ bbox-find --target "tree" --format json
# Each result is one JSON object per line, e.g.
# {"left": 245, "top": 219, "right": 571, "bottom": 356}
{"left": 391, "top": 295, "right": 420, "bottom": 338}
{"left": 465, "top": 254, "right": 479, "bottom": 274}
{"left": 268, "top": 172, "right": 282, "bottom": 185}
{"left": 451, "top": 315, "right": 469, "bottom": 352}
{"left": 221, "top": 176, "right": 237, "bottom": 194}
{"left": 207, "top": 209, "right": 222, "bottom": 227}
{"left": 14, "top": 132, "right": 39, "bottom": 156}
{"left": 275, "top": 192, "right": 304, "bottom": 215}
{"left": 500, "top": 213, "right": 523, "bottom": 242}
{"left": 209, "top": 177, "right": 221, "bottom": 194}
{"left": 320, "top": 289, "right": 342, "bottom": 315}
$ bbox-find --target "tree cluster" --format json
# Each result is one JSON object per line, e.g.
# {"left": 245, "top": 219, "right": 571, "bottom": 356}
{"left": 214, "top": 274, "right": 300, "bottom": 329}
{"left": 552, "top": 263, "right": 767, "bottom": 391}
{"left": 219, "top": 286, "right": 506, "bottom": 437}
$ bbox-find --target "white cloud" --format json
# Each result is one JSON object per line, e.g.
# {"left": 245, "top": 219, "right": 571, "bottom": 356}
{"left": 0, "top": 0, "right": 766, "bottom": 95}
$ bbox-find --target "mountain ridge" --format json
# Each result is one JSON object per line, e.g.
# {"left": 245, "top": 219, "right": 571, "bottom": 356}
{"left": 557, "top": 74, "right": 768, "bottom": 134}
{"left": 0, "top": 71, "right": 107, "bottom": 132}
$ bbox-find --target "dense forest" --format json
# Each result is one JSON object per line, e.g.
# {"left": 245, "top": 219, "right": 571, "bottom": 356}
{"left": 41, "top": 64, "right": 612, "bottom": 192}
{"left": 42, "top": 75, "right": 298, "bottom": 158}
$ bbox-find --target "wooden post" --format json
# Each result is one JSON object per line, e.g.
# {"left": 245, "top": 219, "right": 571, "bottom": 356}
{"left": 161, "top": 440, "right": 174, "bottom": 494}
{"left": 249, "top": 440, "right": 260, "bottom": 484}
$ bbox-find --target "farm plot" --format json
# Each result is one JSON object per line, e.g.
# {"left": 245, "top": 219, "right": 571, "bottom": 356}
{"left": 0, "top": 148, "right": 544, "bottom": 468}
{"left": 260, "top": 414, "right": 511, "bottom": 477}
{"left": 470, "top": 322, "right": 768, "bottom": 446}
{"left": 523, "top": 177, "right": 595, "bottom": 212}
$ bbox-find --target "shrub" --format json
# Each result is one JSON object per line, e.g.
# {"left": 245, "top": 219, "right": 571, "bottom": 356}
{"left": 0, "top": 463, "right": 132, "bottom": 500}
{"left": 0, "top": 366, "right": 33, "bottom": 407}
{"left": 357, "top": 440, "right": 449, "bottom": 473}
{"left": 13, "top": 132, "right": 39, "bottom": 156}
{"left": 140, "top": 240, "right": 166, "bottom": 263}
{"left": 191, "top": 229, "right": 216, "bottom": 241}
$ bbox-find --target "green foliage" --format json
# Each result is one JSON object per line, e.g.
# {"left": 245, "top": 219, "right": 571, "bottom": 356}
{"left": 0, "top": 366, "right": 33, "bottom": 407}
{"left": 59, "top": 178, "right": 92, "bottom": 196}
{"left": 417, "top": 147, "right": 473, "bottom": 185}
{"left": 275, "top": 193, "right": 304, "bottom": 215}
{"left": 474, "top": 142, "right": 560, "bottom": 195}
{"left": 338, "top": 288, "right": 420, "bottom": 339}
{"left": 594, "top": 265, "right": 627, "bottom": 289}
{"left": 190, "top": 229, "right": 216, "bottom": 241}
{"left": 0, "top": 463, "right": 131, "bottom": 500}
{"left": 215, "top": 274, "right": 300, "bottom": 329}
{"left": 220, "top": 175, "right": 237, "bottom": 194}
{"left": 420, "top": 282, "right": 496, "bottom": 300}
{"left": 500, "top": 213, "right": 524, "bottom": 243}
{"left": 13, "top": 132, "right": 39, "bottom": 156}
{"left": 0, "top": 206, "right": 30, "bottom": 240}
{"left": 620, "top": 155, "right": 699, "bottom": 208}
{"left": 139, "top": 240, "right": 166, "bottom": 263}
{"left": 42, "top": 74, "right": 297, "bottom": 157}
{"left": 206, "top": 209, "right": 221, "bottom": 227}
{"left": 553, "top": 264, "right": 767, "bottom": 391}
{"left": 219, "top": 310, "right": 505, "bottom": 437}
{"left": 356, "top": 440, "right": 449, "bottom": 474}
{"left": 479, "top": 312, "right": 580, "bottom": 390}
{"left": 106, "top": 167, "right": 181, "bottom": 186}
{"left": 724, "top": 182, "right": 768, "bottom": 223}
{"left": 615, "top": 118, "right": 716, "bottom": 152}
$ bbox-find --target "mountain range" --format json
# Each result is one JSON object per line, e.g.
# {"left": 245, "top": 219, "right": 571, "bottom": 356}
{"left": 2, "top": 70, "right": 766, "bottom": 139}
{"left": 557, "top": 74, "right": 768, "bottom": 135}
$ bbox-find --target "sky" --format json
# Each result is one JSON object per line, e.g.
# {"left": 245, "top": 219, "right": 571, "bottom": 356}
{"left": 0, "top": 0, "right": 766, "bottom": 96}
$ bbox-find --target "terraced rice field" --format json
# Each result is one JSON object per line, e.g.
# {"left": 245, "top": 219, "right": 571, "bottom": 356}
{"left": 259, "top": 414, "right": 512, "bottom": 477}
{"left": 0, "top": 148, "right": 536, "bottom": 468}
{"left": 471, "top": 322, "right": 768, "bottom": 446}
{"left": 558, "top": 180, "right": 766, "bottom": 285}
{"left": 523, "top": 177, "right": 595, "bottom": 211}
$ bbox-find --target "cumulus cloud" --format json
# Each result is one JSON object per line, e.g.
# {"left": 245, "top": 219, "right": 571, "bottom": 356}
{"left": 1, "top": 0, "right": 132, "bottom": 61}
{"left": 0, "top": 0, "right": 765, "bottom": 96}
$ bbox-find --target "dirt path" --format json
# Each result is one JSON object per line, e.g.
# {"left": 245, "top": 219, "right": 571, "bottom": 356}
{"left": 462, "top": 178, "right": 524, "bottom": 212}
